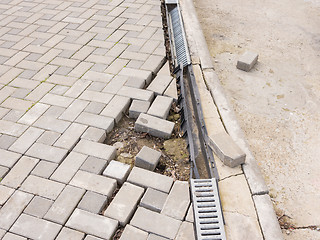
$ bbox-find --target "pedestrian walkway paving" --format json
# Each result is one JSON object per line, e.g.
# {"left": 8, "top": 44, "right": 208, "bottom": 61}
{"left": 0, "top": 0, "right": 195, "bottom": 239}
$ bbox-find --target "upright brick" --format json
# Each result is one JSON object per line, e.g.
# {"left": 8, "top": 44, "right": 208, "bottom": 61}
{"left": 135, "top": 146, "right": 161, "bottom": 171}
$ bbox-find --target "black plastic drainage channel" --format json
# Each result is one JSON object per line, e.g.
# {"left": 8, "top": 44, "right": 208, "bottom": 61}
{"left": 165, "top": 0, "right": 226, "bottom": 239}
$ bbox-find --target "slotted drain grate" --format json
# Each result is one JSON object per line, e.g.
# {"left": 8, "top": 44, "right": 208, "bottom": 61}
{"left": 191, "top": 179, "right": 226, "bottom": 240}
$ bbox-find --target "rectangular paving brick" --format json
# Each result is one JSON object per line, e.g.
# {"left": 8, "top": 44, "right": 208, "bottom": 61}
{"left": 25, "top": 82, "right": 55, "bottom": 102}
{"left": 140, "top": 55, "right": 165, "bottom": 74}
{"left": 147, "top": 95, "right": 173, "bottom": 120}
{"left": 0, "top": 119, "right": 28, "bottom": 137}
{"left": 64, "top": 79, "right": 91, "bottom": 98}
{"left": 24, "top": 196, "right": 53, "bottom": 218}
{"left": 33, "top": 115, "right": 71, "bottom": 133}
{"left": 55, "top": 227, "right": 85, "bottom": 240}
{"left": 78, "top": 191, "right": 108, "bottom": 214}
{"left": 40, "top": 93, "right": 74, "bottom": 108}
{"left": 120, "top": 225, "right": 148, "bottom": 240}
{"left": 147, "top": 75, "right": 173, "bottom": 96}
{"left": 59, "top": 99, "right": 89, "bottom": 122}
{"left": 75, "top": 112, "right": 114, "bottom": 132}
{"left": 118, "top": 86, "right": 154, "bottom": 102}
{"left": 0, "top": 185, "right": 15, "bottom": 205}
{"left": 104, "top": 182, "right": 144, "bottom": 226}
{"left": 118, "top": 67, "right": 152, "bottom": 84}
{"left": 2, "top": 232, "right": 27, "bottom": 240}
{"left": 100, "top": 95, "right": 131, "bottom": 123}
{"left": 26, "top": 142, "right": 68, "bottom": 164}
{"left": 20, "top": 175, "right": 65, "bottom": 200}
{"left": 0, "top": 149, "right": 21, "bottom": 168}
{"left": 18, "top": 103, "right": 50, "bottom": 125}
{"left": 44, "top": 185, "right": 85, "bottom": 225}
{"left": 102, "top": 76, "right": 127, "bottom": 94}
{"left": 140, "top": 188, "right": 168, "bottom": 213}
{"left": 54, "top": 123, "right": 87, "bottom": 150}
{"left": 81, "top": 127, "right": 106, "bottom": 143}
{"left": 10, "top": 214, "right": 62, "bottom": 240}
{"left": 66, "top": 208, "right": 118, "bottom": 239}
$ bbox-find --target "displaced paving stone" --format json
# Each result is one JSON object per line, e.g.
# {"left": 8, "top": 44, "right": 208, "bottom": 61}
{"left": 236, "top": 51, "right": 258, "bottom": 72}
{"left": 209, "top": 132, "right": 246, "bottom": 167}
{"left": 81, "top": 127, "right": 106, "bottom": 143}
{"left": 163, "top": 79, "right": 178, "bottom": 102}
{"left": 20, "top": 175, "right": 65, "bottom": 200}
{"left": 101, "top": 95, "right": 131, "bottom": 123}
{"left": 118, "top": 86, "right": 154, "bottom": 102}
{"left": 73, "top": 139, "right": 116, "bottom": 162}
{"left": 0, "top": 191, "right": 33, "bottom": 230}
{"left": 24, "top": 196, "right": 53, "bottom": 218}
{"left": 70, "top": 170, "right": 117, "bottom": 197}
{"left": 147, "top": 96, "right": 172, "bottom": 120}
{"left": 76, "top": 112, "right": 114, "bottom": 132}
{"left": 66, "top": 208, "right": 118, "bottom": 239}
{"left": 118, "top": 67, "right": 152, "bottom": 85}
{"left": 175, "top": 221, "right": 195, "bottom": 240}
{"left": 54, "top": 123, "right": 87, "bottom": 150}
{"left": 127, "top": 167, "right": 173, "bottom": 193}
{"left": 120, "top": 224, "right": 148, "bottom": 240}
{"left": 135, "top": 113, "right": 174, "bottom": 139}
{"left": 2, "top": 232, "right": 27, "bottom": 240}
{"left": 129, "top": 100, "right": 150, "bottom": 119}
{"left": 31, "top": 160, "right": 58, "bottom": 178}
{"left": 55, "top": 227, "right": 85, "bottom": 240}
{"left": 125, "top": 77, "right": 145, "bottom": 89}
{"left": 78, "top": 191, "right": 108, "bottom": 214}
{"left": 161, "top": 181, "right": 190, "bottom": 221}
{"left": 140, "top": 188, "right": 168, "bottom": 213}
{"left": 80, "top": 156, "right": 108, "bottom": 174}
{"left": 102, "top": 160, "right": 131, "bottom": 185}
{"left": 104, "top": 182, "right": 144, "bottom": 226}
{"left": 26, "top": 142, "right": 68, "bottom": 164}
{"left": 0, "top": 185, "right": 15, "bottom": 205}
{"left": 10, "top": 214, "right": 62, "bottom": 240}
{"left": 1, "top": 156, "right": 39, "bottom": 189}
{"left": 44, "top": 185, "right": 85, "bottom": 225}
{"left": 147, "top": 234, "right": 168, "bottom": 240}
{"left": 147, "top": 75, "right": 172, "bottom": 96}
{"left": 0, "top": 149, "right": 21, "bottom": 168}
{"left": 131, "top": 207, "right": 181, "bottom": 239}
{"left": 135, "top": 146, "right": 161, "bottom": 171}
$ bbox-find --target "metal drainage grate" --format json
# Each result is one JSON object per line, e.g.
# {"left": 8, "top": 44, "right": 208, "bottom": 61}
{"left": 191, "top": 179, "right": 226, "bottom": 240}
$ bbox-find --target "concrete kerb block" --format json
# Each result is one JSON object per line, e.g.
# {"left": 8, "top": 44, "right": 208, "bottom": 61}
{"left": 237, "top": 51, "right": 259, "bottom": 72}
{"left": 135, "top": 146, "right": 161, "bottom": 171}
{"left": 129, "top": 100, "right": 150, "bottom": 119}
{"left": 208, "top": 132, "right": 246, "bottom": 168}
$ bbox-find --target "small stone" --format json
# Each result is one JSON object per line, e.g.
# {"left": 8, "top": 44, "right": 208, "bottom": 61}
{"left": 113, "top": 142, "right": 124, "bottom": 150}
{"left": 135, "top": 146, "right": 161, "bottom": 171}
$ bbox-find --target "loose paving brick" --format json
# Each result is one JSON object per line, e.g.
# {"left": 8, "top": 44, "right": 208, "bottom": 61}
{"left": 70, "top": 170, "right": 117, "bottom": 197}
{"left": 54, "top": 123, "right": 87, "bottom": 150}
{"left": 147, "top": 96, "right": 173, "bottom": 119}
{"left": 135, "top": 113, "right": 175, "bottom": 139}
{"left": 104, "top": 182, "right": 144, "bottom": 226}
{"left": 120, "top": 224, "right": 148, "bottom": 240}
{"left": 128, "top": 167, "right": 173, "bottom": 193}
{"left": 237, "top": 51, "right": 259, "bottom": 72}
{"left": 129, "top": 100, "right": 150, "bottom": 119}
{"left": 80, "top": 156, "right": 108, "bottom": 174}
{"left": 103, "top": 160, "right": 131, "bottom": 185}
{"left": 1, "top": 156, "right": 38, "bottom": 189}
{"left": 55, "top": 227, "right": 85, "bottom": 240}
{"left": 66, "top": 208, "right": 118, "bottom": 239}
{"left": 0, "top": 149, "right": 21, "bottom": 168}
{"left": 131, "top": 207, "right": 181, "bottom": 239}
{"left": 44, "top": 185, "right": 85, "bottom": 225}
{"left": 135, "top": 146, "right": 161, "bottom": 171}
{"left": 26, "top": 142, "right": 68, "bottom": 164}
{"left": 118, "top": 86, "right": 154, "bottom": 102}
{"left": 147, "top": 75, "right": 173, "bottom": 96}
{"left": 81, "top": 127, "right": 106, "bottom": 143}
{"left": 75, "top": 112, "right": 114, "bottom": 132}
{"left": 24, "top": 196, "right": 53, "bottom": 218}
{"left": 101, "top": 95, "right": 131, "bottom": 123}
{"left": 78, "top": 191, "right": 108, "bottom": 214}
{"left": 10, "top": 214, "right": 62, "bottom": 240}
{"left": 0, "top": 185, "right": 15, "bottom": 205}
{"left": 140, "top": 188, "right": 168, "bottom": 213}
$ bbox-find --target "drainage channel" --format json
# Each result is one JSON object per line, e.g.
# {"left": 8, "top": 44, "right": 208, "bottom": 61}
{"left": 165, "top": 0, "right": 227, "bottom": 239}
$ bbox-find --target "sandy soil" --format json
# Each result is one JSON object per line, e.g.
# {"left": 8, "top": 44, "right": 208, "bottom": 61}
{"left": 193, "top": 0, "right": 320, "bottom": 238}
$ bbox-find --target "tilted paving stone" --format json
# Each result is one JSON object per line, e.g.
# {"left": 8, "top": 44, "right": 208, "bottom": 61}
{"left": 81, "top": 127, "right": 107, "bottom": 143}
{"left": 66, "top": 208, "right": 118, "bottom": 239}
{"left": 1, "top": 156, "right": 38, "bottom": 189}
{"left": 75, "top": 112, "right": 114, "bottom": 132}
{"left": 59, "top": 99, "right": 89, "bottom": 122}
{"left": 161, "top": 181, "right": 190, "bottom": 221}
{"left": 175, "top": 221, "right": 195, "bottom": 240}
{"left": 104, "top": 182, "right": 145, "bottom": 226}
{"left": 55, "top": 227, "right": 85, "bottom": 240}
{"left": 101, "top": 95, "right": 131, "bottom": 123}
{"left": 147, "top": 96, "right": 173, "bottom": 120}
{"left": 18, "top": 103, "right": 50, "bottom": 125}
{"left": 135, "top": 146, "right": 161, "bottom": 171}
{"left": 102, "top": 160, "right": 131, "bottom": 185}
{"left": 129, "top": 100, "right": 150, "bottom": 119}
{"left": 130, "top": 207, "right": 181, "bottom": 239}
{"left": 33, "top": 115, "right": 71, "bottom": 134}
{"left": 118, "top": 86, "right": 154, "bottom": 102}
{"left": 147, "top": 75, "right": 173, "bottom": 96}
{"left": 31, "top": 160, "right": 58, "bottom": 178}
{"left": 20, "top": 175, "right": 65, "bottom": 200}
{"left": 0, "top": 119, "right": 28, "bottom": 137}
{"left": 10, "top": 214, "right": 62, "bottom": 240}
{"left": 78, "top": 191, "right": 108, "bottom": 214}
{"left": 119, "top": 224, "right": 148, "bottom": 240}
{"left": 0, "top": 149, "right": 21, "bottom": 168}
{"left": 73, "top": 139, "right": 117, "bottom": 162}
{"left": 2, "top": 232, "right": 27, "bottom": 240}
{"left": 127, "top": 167, "right": 173, "bottom": 193}
{"left": 0, "top": 185, "right": 15, "bottom": 205}
{"left": 70, "top": 170, "right": 117, "bottom": 197}
{"left": 54, "top": 123, "right": 87, "bottom": 150}
{"left": 147, "top": 234, "right": 169, "bottom": 240}
{"left": 140, "top": 188, "right": 168, "bottom": 213}
{"left": 135, "top": 113, "right": 175, "bottom": 139}
{"left": 44, "top": 185, "right": 85, "bottom": 225}
{"left": 25, "top": 142, "right": 68, "bottom": 164}
{"left": 23, "top": 196, "right": 53, "bottom": 218}
{"left": 140, "top": 55, "right": 166, "bottom": 74}
{"left": 163, "top": 79, "right": 178, "bottom": 102}
{"left": 80, "top": 156, "right": 108, "bottom": 175}
{"left": 0, "top": 191, "right": 33, "bottom": 230}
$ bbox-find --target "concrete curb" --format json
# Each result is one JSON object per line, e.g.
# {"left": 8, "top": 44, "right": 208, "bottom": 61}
{"left": 179, "top": 0, "right": 283, "bottom": 239}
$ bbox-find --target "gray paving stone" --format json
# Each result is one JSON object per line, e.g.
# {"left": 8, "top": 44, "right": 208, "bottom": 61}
{"left": 9, "top": 127, "right": 44, "bottom": 154}
{"left": 33, "top": 115, "right": 71, "bottom": 133}
{"left": 140, "top": 55, "right": 165, "bottom": 75}
{"left": 42, "top": 105, "right": 65, "bottom": 118}
{"left": 66, "top": 208, "right": 118, "bottom": 239}
{"left": 0, "top": 165, "right": 9, "bottom": 179}
{"left": 101, "top": 95, "right": 131, "bottom": 123}
{"left": 0, "top": 120, "right": 28, "bottom": 138}
{"left": 50, "top": 152, "right": 87, "bottom": 184}
{"left": 147, "top": 95, "right": 173, "bottom": 120}
{"left": 0, "top": 191, "right": 33, "bottom": 230}
{"left": 79, "top": 90, "right": 114, "bottom": 104}
{"left": 102, "top": 160, "right": 131, "bottom": 185}
{"left": 31, "top": 160, "right": 58, "bottom": 178}
{"left": 0, "top": 149, "right": 21, "bottom": 168}
{"left": 236, "top": 51, "right": 258, "bottom": 72}
{"left": 185, "top": 204, "right": 194, "bottom": 223}
{"left": 85, "top": 102, "right": 105, "bottom": 114}
{"left": 140, "top": 188, "right": 168, "bottom": 213}
{"left": 0, "top": 134, "right": 17, "bottom": 150}
{"left": 135, "top": 113, "right": 174, "bottom": 139}
{"left": 64, "top": 79, "right": 91, "bottom": 98}
{"left": 163, "top": 79, "right": 178, "bottom": 102}
{"left": 20, "top": 175, "right": 65, "bottom": 200}
{"left": 104, "top": 182, "right": 144, "bottom": 226}
{"left": 130, "top": 207, "right": 181, "bottom": 239}
{"left": 147, "top": 75, "right": 173, "bottom": 96}
{"left": 81, "top": 127, "right": 106, "bottom": 143}
{"left": 10, "top": 214, "right": 62, "bottom": 240}
{"left": 175, "top": 221, "right": 195, "bottom": 240}
{"left": 0, "top": 229, "right": 5, "bottom": 239}
{"left": 124, "top": 77, "right": 145, "bottom": 89}
{"left": 120, "top": 224, "right": 148, "bottom": 240}
{"left": 59, "top": 99, "right": 89, "bottom": 122}
{"left": 102, "top": 75, "right": 127, "bottom": 94}
{"left": 73, "top": 139, "right": 116, "bottom": 162}
{"left": 135, "top": 146, "right": 161, "bottom": 171}
{"left": 1, "top": 156, "right": 38, "bottom": 189}
{"left": 54, "top": 123, "right": 87, "bottom": 150}
{"left": 23, "top": 196, "right": 53, "bottom": 218}
{"left": 118, "top": 67, "right": 152, "bottom": 84}
{"left": 78, "top": 191, "right": 108, "bottom": 214}
{"left": 26, "top": 142, "right": 68, "bottom": 164}
{"left": 80, "top": 156, "right": 108, "bottom": 174}
{"left": 0, "top": 185, "right": 15, "bottom": 205}
{"left": 118, "top": 86, "right": 154, "bottom": 102}
{"left": 127, "top": 167, "right": 173, "bottom": 193}
{"left": 2, "top": 232, "right": 27, "bottom": 240}
{"left": 75, "top": 112, "right": 114, "bottom": 132}
{"left": 44, "top": 185, "right": 85, "bottom": 224}
{"left": 36, "top": 131, "right": 61, "bottom": 145}
{"left": 161, "top": 181, "right": 190, "bottom": 221}
{"left": 55, "top": 227, "right": 85, "bottom": 240}
{"left": 129, "top": 100, "right": 150, "bottom": 119}
{"left": 40, "top": 93, "right": 74, "bottom": 108}
{"left": 70, "top": 170, "right": 117, "bottom": 197}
